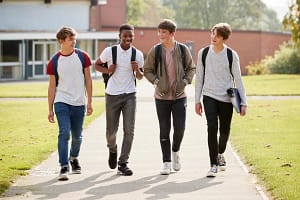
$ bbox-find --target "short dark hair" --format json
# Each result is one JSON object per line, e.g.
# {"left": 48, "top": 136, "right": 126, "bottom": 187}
{"left": 56, "top": 26, "right": 76, "bottom": 41}
{"left": 211, "top": 23, "right": 232, "bottom": 40}
{"left": 119, "top": 24, "right": 134, "bottom": 33}
{"left": 158, "top": 19, "right": 177, "bottom": 33}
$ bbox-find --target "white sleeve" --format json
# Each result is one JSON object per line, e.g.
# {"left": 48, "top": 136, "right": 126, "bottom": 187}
{"left": 195, "top": 48, "right": 205, "bottom": 103}
{"left": 137, "top": 50, "right": 144, "bottom": 69}
{"left": 99, "top": 47, "right": 111, "bottom": 64}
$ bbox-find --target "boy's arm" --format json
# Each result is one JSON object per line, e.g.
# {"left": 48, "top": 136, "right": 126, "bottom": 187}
{"left": 94, "top": 58, "right": 110, "bottom": 74}
{"left": 48, "top": 75, "right": 56, "bottom": 123}
{"left": 143, "top": 47, "right": 157, "bottom": 84}
{"left": 184, "top": 46, "right": 196, "bottom": 84}
{"left": 84, "top": 67, "right": 93, "bottom": 116}
{"left": 133, "top": 51, "right": 144, "bottom": 80}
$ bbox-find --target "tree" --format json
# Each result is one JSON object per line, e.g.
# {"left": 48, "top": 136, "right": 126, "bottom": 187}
{"left": 283, "top": 0, "right": 300, "bottom": 49}
{"left": 163, "top": 0, "right": 282, "bottom": 31}
{"left": 127, "top": 0, "right": 174, "bottom": 27}
{"left": 127, "top": 0, "right": 282, "bottom": 32}
{"left": 126, "top": 0, "right": 146, "bottom": 26}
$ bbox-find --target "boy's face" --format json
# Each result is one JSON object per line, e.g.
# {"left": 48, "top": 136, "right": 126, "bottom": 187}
{"left": 60, "top": 35, "right": 76, "bottom": 50}
{"left": 158, "top": 29, "right": 174, "bottom": 43}
{"left": 119, "top": 29, "right": 134, "bottom": 46}
{"left": 210, "top": 29, "right": 224, "bottom": 46}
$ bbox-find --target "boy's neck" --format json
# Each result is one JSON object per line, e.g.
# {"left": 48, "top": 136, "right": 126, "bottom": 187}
{"left": 212, "top": 43, "right": 225, "bottom": 52}
{"left": 120, "top": 43, "right": 131, "bottom": 51}
{"left": 60, "top": 47, "right": 74, "bottom": 55}
{"left": 162, "top": 38, "right": 175, "bottom": 49}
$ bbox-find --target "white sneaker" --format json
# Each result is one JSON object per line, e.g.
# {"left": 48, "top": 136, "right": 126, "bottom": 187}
{"left": 160, "top": 162, "right": 171, "bottom": 175}
{"left": 206, "top": 165, "right": 218, "bottom": 177}
{"left": 172, "top": 151, "right": 181, "bottom": 171}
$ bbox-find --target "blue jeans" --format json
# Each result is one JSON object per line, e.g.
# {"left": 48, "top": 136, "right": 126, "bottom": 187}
{"left": 105, "top": 92, "right": 136, "bottom": 165}
{"left": 203, "top": 96, "right": 233, "bottom": 166}
{"left": 54, "top": 102, "right": 85, "bottom": 167}
{"left": 155, "top": 97, "right": 187, "bottom": 162}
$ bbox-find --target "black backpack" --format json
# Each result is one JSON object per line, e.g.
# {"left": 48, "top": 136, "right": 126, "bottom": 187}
{"left": 102, "top": 45, "right": 136, "bottom": 88}
{"left": 154, "top": 43, "right": 186, "bottom": 76}
{"left": 201, "top": 46, "right": 233, "bottom": 78}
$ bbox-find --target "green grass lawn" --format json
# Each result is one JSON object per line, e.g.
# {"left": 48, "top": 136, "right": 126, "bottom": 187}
{"left": 0, "top": 79, "right": 106, "bottom": 98}
{"left": 243, "top": 74, "right": 300, "bottom": 96}
{"left": 0, "top": 100, "right": 105, "bottom": 195}
{"left": 231, "top": 99, "right": 300, "bottom": 200}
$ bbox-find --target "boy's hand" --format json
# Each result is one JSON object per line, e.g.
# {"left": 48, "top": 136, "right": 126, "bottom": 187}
{"left": 48, "top": 111, "right": 55, "bottom": 123}
{"left": 240, "top": 105, "right": 247, "bottom": 116}
{"left": 86, "top": 104, "right": 93, "bottom": 116}
{"left": 108, "top": 64, "right": 117, "bottom": 74}
{"left": 195, "top": 103, "right": 203, "bottom": 116}
{"left": 131, "top": 61, "right": 139, "bottom": 71}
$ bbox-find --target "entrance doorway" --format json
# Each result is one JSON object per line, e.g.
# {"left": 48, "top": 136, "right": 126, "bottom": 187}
{"left": 32, "top": 41, "right": 57, "bottom": 78}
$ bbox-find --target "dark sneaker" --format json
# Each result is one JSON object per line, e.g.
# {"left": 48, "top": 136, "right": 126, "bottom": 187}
{"left": 206, "top": 165, "right": 218, "bottom": 177}
{"left": 108, "top": 151, "right": 117, "bottom": 169}
{"left": 58, "top": 166, "right": 69, "bottom": 181}
{"left": 117, "top": 164, "right": 133, "bottom": 176}
{"left": 70, "top": 158, "right": 81, "bottom": 174}
{"left": 218, "top": 154, "right": 226, "bottom": 171}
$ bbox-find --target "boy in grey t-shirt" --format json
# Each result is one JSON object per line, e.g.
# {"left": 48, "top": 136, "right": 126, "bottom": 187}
{"left": 195, "top": 23, "right": 247, "bottom": 177}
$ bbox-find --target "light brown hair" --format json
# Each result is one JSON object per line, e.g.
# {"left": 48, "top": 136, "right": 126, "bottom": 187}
{"left": 56, "top": 26, "right": 77, "bottom": 41}
{"left": 211, "top": 23, "right": 232, "bottom": 40}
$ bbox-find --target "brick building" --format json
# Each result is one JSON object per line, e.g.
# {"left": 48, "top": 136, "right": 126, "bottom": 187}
{"left": 0, "top": 0, "right": 291, "bottom": 81}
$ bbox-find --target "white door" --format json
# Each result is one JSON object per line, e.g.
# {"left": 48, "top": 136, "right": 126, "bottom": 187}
{"left": 32, "top": 41, "right": 57, "bottom": 78}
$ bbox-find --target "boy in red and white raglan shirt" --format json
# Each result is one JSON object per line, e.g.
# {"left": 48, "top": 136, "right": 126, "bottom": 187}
{"left": 47, "top": 26, "right": 93, "bottom": 181}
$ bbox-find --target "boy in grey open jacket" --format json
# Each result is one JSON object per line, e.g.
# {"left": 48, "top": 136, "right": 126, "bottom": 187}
{"left": 144, "top": 19, "right": 195, "bottom": 175}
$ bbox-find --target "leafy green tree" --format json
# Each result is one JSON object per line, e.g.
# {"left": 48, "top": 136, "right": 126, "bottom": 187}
{"left": 163, "top": 0, "right": 282, "bottom": 31}
{"left": 126, "top": 0, "right": 146, "bottom": 26}
{"left": 127, "top": 0, "right": 174, "bottom": 27}
{"left": 283, "top": 0, "right": 300, "bottom": 49}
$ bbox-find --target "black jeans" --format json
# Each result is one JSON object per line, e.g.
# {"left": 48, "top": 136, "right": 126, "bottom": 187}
{"left": 203, "top": 95, "right": 233, "bottom": 166}
{"left": 155, "top": 97, "right": 187, "bottom": 162}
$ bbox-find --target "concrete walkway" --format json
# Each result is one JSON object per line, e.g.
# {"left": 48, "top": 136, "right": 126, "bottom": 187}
{"left": 2, "top": 79, "right": 268, "bottom": 200}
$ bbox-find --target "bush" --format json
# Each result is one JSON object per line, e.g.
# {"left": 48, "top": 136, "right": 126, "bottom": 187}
{"left": 246, "top": 61, "right": 269, "bottom": 75}
{"left": 267, "top": 42, "right": 300, "bottom": 74}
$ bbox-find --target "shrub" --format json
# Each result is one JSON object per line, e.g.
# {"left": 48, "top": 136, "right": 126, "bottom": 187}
{"left": 246, "top": 61, "right": 269, "bottom": 75}
{"left": 267, "top": 42, "right": 300, "bottom": 74}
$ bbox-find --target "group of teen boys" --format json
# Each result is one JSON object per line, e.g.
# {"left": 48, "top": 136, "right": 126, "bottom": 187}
{"left": 47, "top": 19, "right": 247, "bottom": 181}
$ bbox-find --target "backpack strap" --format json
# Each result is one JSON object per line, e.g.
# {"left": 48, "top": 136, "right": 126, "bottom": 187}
{"left": 131, "top": 47, "right": 137, "bottom": 85}
{"left": 201, "top": 46, "right": 210, "bottom": 86}
{"left": 103, "top": 45, "right": 117, "bottom": 88}
{"left": 131, "top": 47, "right": 136, "bottom": 62}
{"left": 111, "top": 45, "right": 117, "bottom": 64}
{"left": 154, "top": 44, "right": 162, "bottom": 77}
{"left": 74, "top": 48, "right": 86, "bottom": 68}
{"left": 52, "top": 53, "right": 60, "bottom": 87}
{"left": 178, "top": 43, "right": 186, "bottom": 69}
{"left": 227, "top": 48, "right": 233, "bottom": 77}
{"left": 201, "top": 46, "right": 210, "bottom": 69}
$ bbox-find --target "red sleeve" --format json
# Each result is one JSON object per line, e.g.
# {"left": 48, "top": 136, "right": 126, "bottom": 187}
{"left": 46, "top": 59, "right": 54, "bottom": 75}
{"left": 82, "top": 51, "right": 92, "bottom": 68}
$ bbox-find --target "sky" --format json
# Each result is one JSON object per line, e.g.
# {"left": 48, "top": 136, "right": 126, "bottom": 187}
{"left": 261, "top": 0, "right": 290, "bottom": 21}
